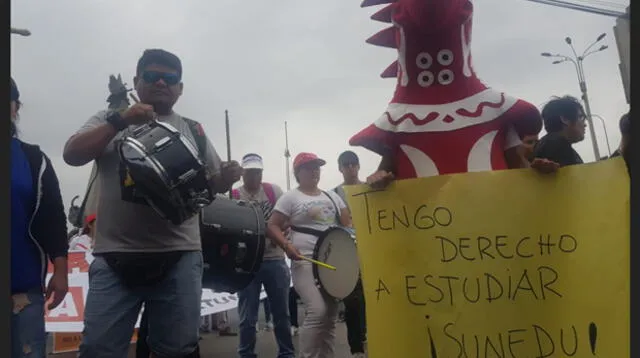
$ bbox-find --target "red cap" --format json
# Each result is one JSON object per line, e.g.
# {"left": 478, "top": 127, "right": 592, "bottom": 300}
{"left": 293, "top": 152, "right": 326, "bottom": 170}
{"left": 85, "top": 214, "right": 97, "bottom": 225}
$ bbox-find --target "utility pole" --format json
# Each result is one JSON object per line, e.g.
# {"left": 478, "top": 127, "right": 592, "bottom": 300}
{"left": 541, "top": 33, "right": 609, "bottom": 160}
{"left": 591, "top": 114, "right": 612, "bottom": 157}
{"left": 284, "top": 122, "right": 291, "bottom": 191}
{"left": 225, "top": 110, "right": 232, "bottom": 198}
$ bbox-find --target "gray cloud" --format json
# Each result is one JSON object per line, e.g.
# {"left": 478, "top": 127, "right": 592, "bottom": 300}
{"left": 11, "top": 0, "right": 629, "bottom": 214}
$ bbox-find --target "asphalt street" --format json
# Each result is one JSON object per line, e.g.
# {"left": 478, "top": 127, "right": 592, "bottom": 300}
{"left": 48, "top": 305, "right": 357, "bottom": 357}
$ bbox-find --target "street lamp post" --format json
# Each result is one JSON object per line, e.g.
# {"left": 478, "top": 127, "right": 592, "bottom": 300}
{"left": 591, "top": 114, "right": 612, "bottom": 157}
{"left": 541, "top": 33, "right": 608, "bottom": 160}
{"left": 10, "top": 27, "right": 31, "bottom": 36}
{"left": 284, "top": 121, "right": 291, "bottom": 191}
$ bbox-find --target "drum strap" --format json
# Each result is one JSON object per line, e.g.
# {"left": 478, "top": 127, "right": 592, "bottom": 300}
{"left": 290, "top": 225, "right": 325, "bottom": 237}
{"left": 182, "top": 117, "right": 208, "bottom": 160}
{"left": 322, "top": 191, "right": 342, "bottom": 224}
{"left": 291, "top": 191, "right": 341, "bottom": 237}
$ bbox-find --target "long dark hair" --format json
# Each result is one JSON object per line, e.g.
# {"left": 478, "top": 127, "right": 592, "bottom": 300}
{"left": 11, "top": 77, "right": 20, "bottom": 137}
{"left": 10, "top": 100, "right": 21, "bottom": 137}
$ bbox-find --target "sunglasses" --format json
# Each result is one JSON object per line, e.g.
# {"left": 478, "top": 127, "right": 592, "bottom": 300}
{"left": 141, "top": 71, "right": 180, "bottom": 86}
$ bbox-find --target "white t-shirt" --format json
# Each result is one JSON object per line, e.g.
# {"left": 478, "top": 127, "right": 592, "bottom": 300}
{"left": 69, "top": 234, "right": 93, "bottom": 252}
{"left": 273, "top": 189, "right": 347, "bottom": 256}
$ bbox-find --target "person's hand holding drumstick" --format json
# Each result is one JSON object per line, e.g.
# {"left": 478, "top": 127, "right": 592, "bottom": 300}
{"left": 126, "top": 93, "right": 156, "bottom": 125}
{"left": 267, "top": 213, "right": 336, "bottom": 270}
{"left": 268, "top": 212, "right": 302, "bottom": 261}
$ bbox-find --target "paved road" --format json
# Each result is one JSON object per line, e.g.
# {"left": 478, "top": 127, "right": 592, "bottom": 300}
{"left": 49, "top": 305, "right": 357, "bottom": 357}
{"left": 197, "top": 322, "right": 353, "bottom": 358}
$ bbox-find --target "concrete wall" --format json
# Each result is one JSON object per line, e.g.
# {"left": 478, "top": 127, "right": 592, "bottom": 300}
{"left": 613, "top": 7, "right": 630, "bottom": 104}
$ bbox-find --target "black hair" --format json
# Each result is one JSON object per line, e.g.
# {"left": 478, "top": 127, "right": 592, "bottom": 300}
{"left": 541, "top": 96, "right": 585, "bottom": 133}
{"left": 338, "top": 150, "right": 359, "bottom": 166}
{"left": 620, "top": 112, "right": 630, "bottom": 135}
{"left": 243, "top": 153, "right": 262, "bottom": 161}
{"left": 10, "top": 77, "right": 20, "bottom": 101}
{"left": 10, "top": 77, "right": 21, "bottom": 137}
{"left": 136, "top": 49, "right": 183, "bottom": 79}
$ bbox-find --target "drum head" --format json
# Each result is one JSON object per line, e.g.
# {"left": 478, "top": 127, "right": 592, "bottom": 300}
{"left": 119, "top": 123, "right": 211, "bottom": 225}
{"left": 313, "top": 228, "right": 360, "bottom": 300}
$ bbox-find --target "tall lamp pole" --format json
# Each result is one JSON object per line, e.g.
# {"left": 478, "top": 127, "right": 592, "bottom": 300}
{"left": 541, "top": 33, "right": 608, "bottom": 160}
{"left": 591, "top": 114, "right": 612, "bottom": 157}
{"left": 284, "top": 121, "right": 291, "bottom": 191}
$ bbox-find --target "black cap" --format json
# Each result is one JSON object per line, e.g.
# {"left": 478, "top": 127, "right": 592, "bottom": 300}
{"left": 338, "top": 150, "right": 359, "bottom": 166}
{"left": 620, "top": 113, "right": 630, "bottom": 135}
{"left": 10, "top": 77, "right": 19, "bottom": 101}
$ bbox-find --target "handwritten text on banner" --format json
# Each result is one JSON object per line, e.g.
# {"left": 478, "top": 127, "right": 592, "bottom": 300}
{"left": 345, "top": 159, "right": 629, "bottom": 358}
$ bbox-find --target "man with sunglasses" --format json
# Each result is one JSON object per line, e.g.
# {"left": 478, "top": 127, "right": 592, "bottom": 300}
{"left": 333, "top": 151, "right": 367, "bottom": 358}
{"left": 64, "top": 49, "right": 242, "bottom": 358}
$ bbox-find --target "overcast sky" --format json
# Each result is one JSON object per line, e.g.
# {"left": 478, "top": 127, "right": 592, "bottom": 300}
{"left": 10, "top": 0, "right": 629, "bottom": 214}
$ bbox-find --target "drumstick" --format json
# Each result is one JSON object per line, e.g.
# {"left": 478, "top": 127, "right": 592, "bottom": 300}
{"left": 300, "top": 256, "right": 336, "bottom": 271}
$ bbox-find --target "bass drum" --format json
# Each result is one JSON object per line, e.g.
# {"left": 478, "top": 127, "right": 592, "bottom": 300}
{"left": 200, "top": 195, "right": 265, "bottom": 293}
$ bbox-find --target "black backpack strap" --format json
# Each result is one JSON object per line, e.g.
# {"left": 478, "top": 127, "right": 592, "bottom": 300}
{"left": 322, "top": 190, "right": 342, "bottom": 225}
{"left": 73, "top": 162, "right": 99, "bottom": 228}
{"left": 182, "top": 117, "right": 207, "bottom": 160}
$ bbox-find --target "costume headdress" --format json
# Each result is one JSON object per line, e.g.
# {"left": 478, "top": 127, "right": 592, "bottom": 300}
{"left": 350, "top": 0, "right": 542, "bottom": 179}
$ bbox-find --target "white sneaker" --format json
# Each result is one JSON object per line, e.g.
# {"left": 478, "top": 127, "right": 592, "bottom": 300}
{"left": 265, "top": 321, "right": 274, "bottom": 331}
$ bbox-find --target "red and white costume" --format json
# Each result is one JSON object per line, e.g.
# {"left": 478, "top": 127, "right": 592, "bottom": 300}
{"left": 350, "top": 0, "right": 542, "bottom": 179}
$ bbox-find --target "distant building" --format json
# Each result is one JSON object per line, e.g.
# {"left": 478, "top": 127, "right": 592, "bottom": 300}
{"left": 614, "top": 7, "right": 630, "bottom": 104}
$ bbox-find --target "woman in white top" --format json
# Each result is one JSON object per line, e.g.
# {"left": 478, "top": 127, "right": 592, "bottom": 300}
{"left": 268, "top": 152, "right": 351, "bottom": 358}
{"left": 69, "top": 213, "right": 96, "bottom": 251}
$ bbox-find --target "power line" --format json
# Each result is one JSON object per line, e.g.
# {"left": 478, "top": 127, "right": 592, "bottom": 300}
{"left": 571, "top": 0, "right": 627, "bottom": 10}
{"left": 525, "top": 0, "right": 627, "bottom": 18}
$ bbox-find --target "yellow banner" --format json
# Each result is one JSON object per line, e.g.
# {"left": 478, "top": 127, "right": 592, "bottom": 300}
{"left": 345, "top": 159, "right": 629, "bottom": 358}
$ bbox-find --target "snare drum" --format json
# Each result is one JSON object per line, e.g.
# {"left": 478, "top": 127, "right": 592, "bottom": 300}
{"left": 118, "top": 121, "right": 213, "bottom": 225}
{"left": 200, "top": 196, "right": 266, "bottom": 293}
{"left": 312, "top": 227, "right": 360, "bottom": 301}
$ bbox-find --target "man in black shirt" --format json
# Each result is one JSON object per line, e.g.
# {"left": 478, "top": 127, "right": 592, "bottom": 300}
{"left": 611, "top": 112, "right": 629, "bottom": 159}
{"left": 534, "top": 96, "right": 586, "bottom": 167}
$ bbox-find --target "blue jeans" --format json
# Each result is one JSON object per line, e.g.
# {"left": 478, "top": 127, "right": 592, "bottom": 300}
{"left": 237, "top": 258, "right": 294, "bottom": 358}
{"left": 11, "top": 291, "right": 46, "bottom": 358}
{"left": 79, "top": 251, "right": 203, "bottom": 358}
{"left": 263, "top": 299, "right": 271, "bottom": 322}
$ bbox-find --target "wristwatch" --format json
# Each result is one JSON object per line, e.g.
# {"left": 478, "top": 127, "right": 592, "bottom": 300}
{"left": 105, "top": 111, "right": 128, "bottom": 132}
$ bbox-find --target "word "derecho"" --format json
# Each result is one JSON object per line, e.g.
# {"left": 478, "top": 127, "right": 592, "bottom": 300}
{"left": 435, "top": 234, "right": 578, "bottom": 262}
